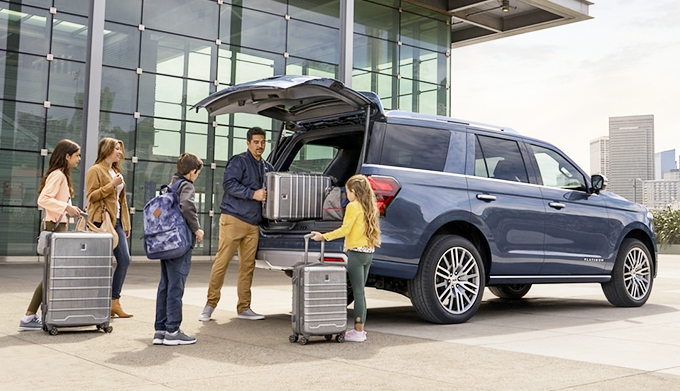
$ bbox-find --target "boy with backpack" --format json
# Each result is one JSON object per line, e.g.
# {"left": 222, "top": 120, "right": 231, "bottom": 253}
{"left": 152, "top": 153, "right": 204, "bottom": 345}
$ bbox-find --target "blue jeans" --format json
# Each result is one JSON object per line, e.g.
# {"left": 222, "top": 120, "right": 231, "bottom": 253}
{"left": 111, "top": 219, "right": 131, "bottom": 300}
{"left": 155, "top": 249, "right": 192, "bottom": 332}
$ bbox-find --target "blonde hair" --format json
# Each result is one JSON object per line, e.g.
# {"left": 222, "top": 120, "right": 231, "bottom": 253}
{"left": 345, "top": 174, "right": 381, "bottom": 248}
{"left": 94, "top": 137, "right": 125, "bottom": 172}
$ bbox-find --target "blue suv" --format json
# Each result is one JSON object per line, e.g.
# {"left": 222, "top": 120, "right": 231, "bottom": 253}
{"left": 195, "top": 76, "right": 657, "bottom": 324}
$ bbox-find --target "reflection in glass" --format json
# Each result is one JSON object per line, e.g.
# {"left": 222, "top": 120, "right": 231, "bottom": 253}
{"left": 0, "top": 150, "right": 41, "bottom": 206}
{"left": 45, "top": 106, "right": 82, "bottom": 151}
{"left": 354, "top": 0, "right": 398, "bottom": 41}
{"left": 100, "top": 66, "right": 137, "bottom": 113}
{"left": 144, "top": 0, "right": 218, "bottom": 41}
{"left": 0, "top": 207, "right": 41, "bottom": 255}
{"left": 400, "top": 11, "right": 449, "bottom": 53}
{"left": 52, "top": 12, "right": 88, "bottom": 61}
{"left": 105, "top": 0, "right": 142, "bottom": 25}
{"left": 0, "top": 52, "right": 48, "bottom": 104}
{"left": 99, "top": 111, "right": 136, "bottom": 154}
{"left": 220, "top": 5, "right": 286, "bottom": 54}
{"left": 353, "top": 34, "right": 396, "bottom": 73}
{"left": 54, "top": 0, "right": 90, "bottom": 17}
{"left": 103, "top": 22, "right": 140, "bottom": 69}
{"left": 289, "top": 0, "right": 339, "bottom": 28}
{"left": 0, "top": 5, "right": 50, "bottom": 55}
{"left": 142, "top": 30, "right": 213, "bottom": 80}
{"left": 48, "top": 58, "right": 86, "bottom": 108}
{"left": 286, "top": 57, "right": 337, "bottom": 78}
{"left": 0, "top": 100, "right": 45, "bottom": 151}
{"left": 288, "top": 19, "right": 339, "bottom": 64}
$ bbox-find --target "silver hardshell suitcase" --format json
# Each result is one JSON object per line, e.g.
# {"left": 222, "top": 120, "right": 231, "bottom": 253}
{"left": 290, "top": 233, "right": 347, "bottom": 345}
{"left": 41, "top": 213, "right": 114, "bottom": 335}
{"left": 264, "top": 172, "right": 332, "bottom": 221}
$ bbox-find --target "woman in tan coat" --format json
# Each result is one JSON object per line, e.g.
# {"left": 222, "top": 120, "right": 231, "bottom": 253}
{"left": 85, "top": 138, "right": 133, "bottom": 318}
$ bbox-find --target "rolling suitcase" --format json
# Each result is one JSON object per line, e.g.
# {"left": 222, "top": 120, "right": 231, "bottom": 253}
{"left": 290, "top": 233, "right": 347, "bottom": 345}
{"left": 41, "top": 212, "right": 115, "bottom": 335}
{"left": 264, "top": 172, "right": 332, "bottom": 221}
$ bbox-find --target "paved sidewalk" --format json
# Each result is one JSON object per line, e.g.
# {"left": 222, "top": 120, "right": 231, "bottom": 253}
{"left": 2, "top": 255, "right": 680, "bottom": 390}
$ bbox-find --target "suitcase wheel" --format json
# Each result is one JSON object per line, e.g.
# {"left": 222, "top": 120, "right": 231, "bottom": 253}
{"left": 289, "top": 334, "right": 298, "bottom": 343}
{"left": 298, "top": 336, "right": 309, "bottom": 345}
{"left": 324, "top": 335, "right": 332, "bottom": 341}
{"left": 335, "top": 333, "right": 345, "bottom": 343}
{"left": 97, "top": 324, "right": 113, "bottom": 333}
{"left": 48, "top": 327, "right": 59, "bottom": 336}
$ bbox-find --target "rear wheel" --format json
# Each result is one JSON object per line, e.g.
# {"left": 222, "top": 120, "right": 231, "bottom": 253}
{"left": 602, "top": 238, "right": 653, "bottom": 307}
{"left": 488, "top": 284, "right": 532, "bottom": 299}
{"left": 408, "top": 235, "right": 485, "bottom": 324}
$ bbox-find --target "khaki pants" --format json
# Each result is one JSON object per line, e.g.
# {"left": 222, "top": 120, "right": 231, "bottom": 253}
{"left": 206, "top": 214, "right": 259, "bottom": 313}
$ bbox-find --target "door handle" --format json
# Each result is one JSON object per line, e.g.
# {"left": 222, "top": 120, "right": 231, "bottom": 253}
{"left": 549, "top": 202, "right": 566, "bottom": 209}
{"left": 476, "top": 194, "right": 497, "bottom": 202}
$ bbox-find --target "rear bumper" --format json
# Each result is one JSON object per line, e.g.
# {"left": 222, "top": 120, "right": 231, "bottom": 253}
{"left": 255, "top": 249, "right": 348, "bottom": 271}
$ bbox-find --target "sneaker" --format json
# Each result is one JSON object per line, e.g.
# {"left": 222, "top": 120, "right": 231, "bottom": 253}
{"left": 163, "top": 330, "right": 196, "bottom": 346}
{"left": 237, "top": 308, "right": 265, "bottom": 320}
{"left": 18, "top": 316, "right": 42, "bottom": 331}
{"left": 199, "top": 305, "right": 214, "bottom": 322}
{"left": 344, "top": 329, "right": 366, "bottom": 342}
{"left": 152, "top": 330, "right": 166, "bottom": 345}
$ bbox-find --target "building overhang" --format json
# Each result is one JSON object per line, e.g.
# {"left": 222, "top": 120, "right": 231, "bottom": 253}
{"left": 407, "top": 0, "right": 592, "bottom": 48}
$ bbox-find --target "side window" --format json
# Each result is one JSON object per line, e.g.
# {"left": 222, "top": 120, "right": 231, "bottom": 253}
{"left": 475, "top": 135, "right": 529, "bottom": 183}
{"left": 531, "top": 145, "right": 586, "bottom": 190}
{"left": 380, "top": 124, "right": 449, "bottom": 171}
{"left": 289, "top": 143, "right": 338, "bottom": 174}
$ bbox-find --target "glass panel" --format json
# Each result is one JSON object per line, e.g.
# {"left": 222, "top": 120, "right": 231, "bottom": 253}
{"left": 105, "top": 0, "right": 142, "bottom": 25}
{"left": 398, "top": 77, "right": 412, "bottom": 112}
{"left": 99, "top": 111, "right": 136, "bottom": 155}
{"left": 132, "top": 159, "right": 212, "bottom": 211}
{"left": 477, "top": 135, "right": 529, "bottom": 183}
{"left": 400, "top": 45, "right": 447, "bottom": 85}
{"left": 401, "top": 11, "right": 449, "bottom": 53}
{"left": 103, "top": 22, "right": 139, "bottom": 69}
{"left": 288, "top": 19, "right": 338, "bottom": 64}
{"left": 45, "top": 106, "right": 82, "bottom": 150}
{"left": 233, "top": 113, "right": 273, "bottom": 132}
{"left": 531, "top": 145, "right": 586, "bottom": 190}
{"left": 0, "top": 51, "right": 48, "bottom": 103}
{"left": 214, "top": 135, "right": 230, "bottom": 162}
{"left": 285, "top": 57, "right": 336, "bottom": 78}
{"left": 0, "top": 207, "right": 40, "bottom": 255}
{"left": 216, "top": 47, "right": 232, "bottom": 85}
{"left": 4, "top": 0, "right": 52, "bottom": 8}
{"left": 47, "top": 58, "right": 85, "bottom": 108}
{"left": 0, "top": 5, "right": 50, "bottom": 55}
{"left": 289, "top": 0, "right": 339, "bottom": 28}
{"left": 235, "top": 0, "right": 287, "bottom": 15}
{"left": 54, "top": 0, "right": 90, "bottom": 16}
{"left": 0, "top": 100, "right": 44, "bottom": 151}
{"left": 351, "top": 70, "right": 394, "bottom": 109}
{"left": 52, "top": 12, "right": 88, "bottom": 61}
{"left": 0, "top": 150, "right": 41, "bottom": 206}
{"left": 417, "top": 81, "right": 438, "bottom": 115}
{"left": 136, "top": 117, "right": 175, "bottom": 162}
{"left": 185, "top": 132, "right": 207, "bottom": 161}
{"left": 220, "top": 5, "right": 286, "bottom": 54}
{"left": 381, "top": 124, "right": 449, "bottom": 171}
{"left": 143, "top": 0, "right": 218, "bottom": 41}
{"left": 290, "top": 144, "right": 337, "bottom": 173}
{"left": 353, "top": 33, "right": 396, "bottom": 73}
{"left": 141, "top": 30, "right": 214, "bottom": 80}
{"left": 100, "top": 66, "right": 137, "bottom": 114}
{"left": 354, "top": 0, "right": 398, "bottom": 41}
{"left": 185, "top": 79, "right": 211, "bottom": 122}
{"left": 138, "top": 73, "right": 182, "bottom": 118}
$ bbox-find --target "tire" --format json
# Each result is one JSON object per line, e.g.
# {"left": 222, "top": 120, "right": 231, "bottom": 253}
{"left": 602, "top": 238, "right": 653, "bottom": 307}
{"left": 488, "top": 284, "right": 532, "bottom": 299}
{"left": 408, "top": 235, "right": 485, "bottom": 324}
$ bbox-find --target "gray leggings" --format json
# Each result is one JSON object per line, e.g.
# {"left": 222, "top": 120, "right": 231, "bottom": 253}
{"left": 346, "top": 250, "right": 372, "bottom": 325}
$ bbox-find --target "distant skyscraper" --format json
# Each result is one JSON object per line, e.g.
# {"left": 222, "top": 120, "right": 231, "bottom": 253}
{"left": 655, "top": 149, "right": 677, "bottom": 180}
{"left": 590, "top": 136, "right": 609, "bottom": 176}
{"left": 608, "top": 115, "right": 654, "bottom": 202}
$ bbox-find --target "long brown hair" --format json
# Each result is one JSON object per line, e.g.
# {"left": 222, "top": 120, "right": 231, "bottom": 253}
{"left": 38, "top": 139, "right": 80, "bottom": 197}
{"left": 94, "top": 137, "right": 125, "bottom": 172}
{"left": 345, "top": 174, "right": 381, "bottom": 248}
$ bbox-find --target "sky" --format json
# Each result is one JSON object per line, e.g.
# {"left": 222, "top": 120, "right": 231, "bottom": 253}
{"left": 450, "top": 0, "right": 680, "bottom": 173}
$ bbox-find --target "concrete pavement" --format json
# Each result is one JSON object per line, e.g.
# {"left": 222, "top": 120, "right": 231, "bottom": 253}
{"left": 2, "top": 255, "right": 680, "bottom": 390}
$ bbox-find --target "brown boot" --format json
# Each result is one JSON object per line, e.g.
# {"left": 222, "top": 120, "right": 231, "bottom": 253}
{"left": 111, "top": 298, "right": 133, "bottom": 318}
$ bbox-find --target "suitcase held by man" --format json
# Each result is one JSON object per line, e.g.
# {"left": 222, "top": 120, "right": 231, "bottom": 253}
{"left": 41, "top": 212, "right": 115, "bottom": 335}
{"left": 290, "top": 233, "right": 347, "bottom": 345}
{"left": 264, "top": 172, "right": 332, "bottom": 221}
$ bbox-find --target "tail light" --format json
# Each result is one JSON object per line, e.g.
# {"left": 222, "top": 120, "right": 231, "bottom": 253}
{"left": 367, "top": 175, "right": 400, "bottom": 215}
{"left": 323, "top": 257, "right": 345, "bottom": 263}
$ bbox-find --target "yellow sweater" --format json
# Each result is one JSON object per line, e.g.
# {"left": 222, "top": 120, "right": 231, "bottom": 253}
{"left": 322, "top": 200, "right": 370, "bottom": 251}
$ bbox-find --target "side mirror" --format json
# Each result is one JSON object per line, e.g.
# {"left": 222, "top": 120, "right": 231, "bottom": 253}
{"left": 591, "top": 174, "right": 607, "bottom": 194}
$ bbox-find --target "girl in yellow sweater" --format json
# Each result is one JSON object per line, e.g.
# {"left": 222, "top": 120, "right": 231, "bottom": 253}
{"left": 311, "top": 174, "right": 381, "bottom": 342}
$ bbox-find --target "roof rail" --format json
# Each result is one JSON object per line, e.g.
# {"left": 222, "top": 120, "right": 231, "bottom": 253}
{"left": 386, "top": 110, "right": 519, "bottom": 135}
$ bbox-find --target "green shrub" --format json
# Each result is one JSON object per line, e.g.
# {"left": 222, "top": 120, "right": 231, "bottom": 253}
{"left": 652, "top": 207, "right": 680, "bottom": 245}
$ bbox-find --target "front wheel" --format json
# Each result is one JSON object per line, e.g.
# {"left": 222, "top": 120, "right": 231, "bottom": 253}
{"left": 408, "top": 235, "right": 485, "bottom": 324}
{"left": 488, "top": 284, "right": 532, "bottom": 299}
{"left": 602, "top": 238, "right": 653, "bottom": 307}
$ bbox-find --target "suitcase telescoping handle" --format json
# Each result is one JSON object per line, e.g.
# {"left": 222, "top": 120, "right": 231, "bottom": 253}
{"left": 303, "top": 233, "right": 325, "bottom": 265}
{"left": 75, "top": 211, "right": 88, "bottom": 231}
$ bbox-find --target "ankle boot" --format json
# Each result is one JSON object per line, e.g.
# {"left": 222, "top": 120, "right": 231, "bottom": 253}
{"left": 111, "top": 298, "right": 133, "bottom": 318}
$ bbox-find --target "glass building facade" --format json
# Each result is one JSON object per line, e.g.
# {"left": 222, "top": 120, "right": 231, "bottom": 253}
{"left": 0, "top": 0, "right": 450, "bottom": 257}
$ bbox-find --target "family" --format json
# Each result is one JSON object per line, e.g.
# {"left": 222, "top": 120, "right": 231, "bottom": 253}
{"left": 20, "top": 126, "right": 381, "bottom": 345}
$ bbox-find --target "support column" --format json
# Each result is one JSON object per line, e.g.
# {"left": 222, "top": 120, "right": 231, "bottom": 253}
{"left": 339, "top": 0, "right": 354, "bottom": 87}
{"left": 80, "top": 0, "right": 106, "bottom": 205}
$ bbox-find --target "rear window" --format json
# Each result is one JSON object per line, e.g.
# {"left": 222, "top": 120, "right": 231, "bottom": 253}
{"left": 379, "top": 124, "right": 449, "bottom": 171}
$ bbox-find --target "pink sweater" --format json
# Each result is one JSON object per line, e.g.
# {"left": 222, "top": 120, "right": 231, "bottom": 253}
{"left": 38, "top": 170, "right": 72, "bottom": 224}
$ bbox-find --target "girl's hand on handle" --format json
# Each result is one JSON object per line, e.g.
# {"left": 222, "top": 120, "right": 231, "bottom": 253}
{"left": 310, "top": 231, "right": 324, "bottom": 241}
{"left": 65, "top": 205, "right": 81, "bottom": 217}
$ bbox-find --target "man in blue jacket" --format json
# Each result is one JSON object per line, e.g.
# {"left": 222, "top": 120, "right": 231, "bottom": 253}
{"left": 200, "top": 127, "right": 273, "bottom": 321}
